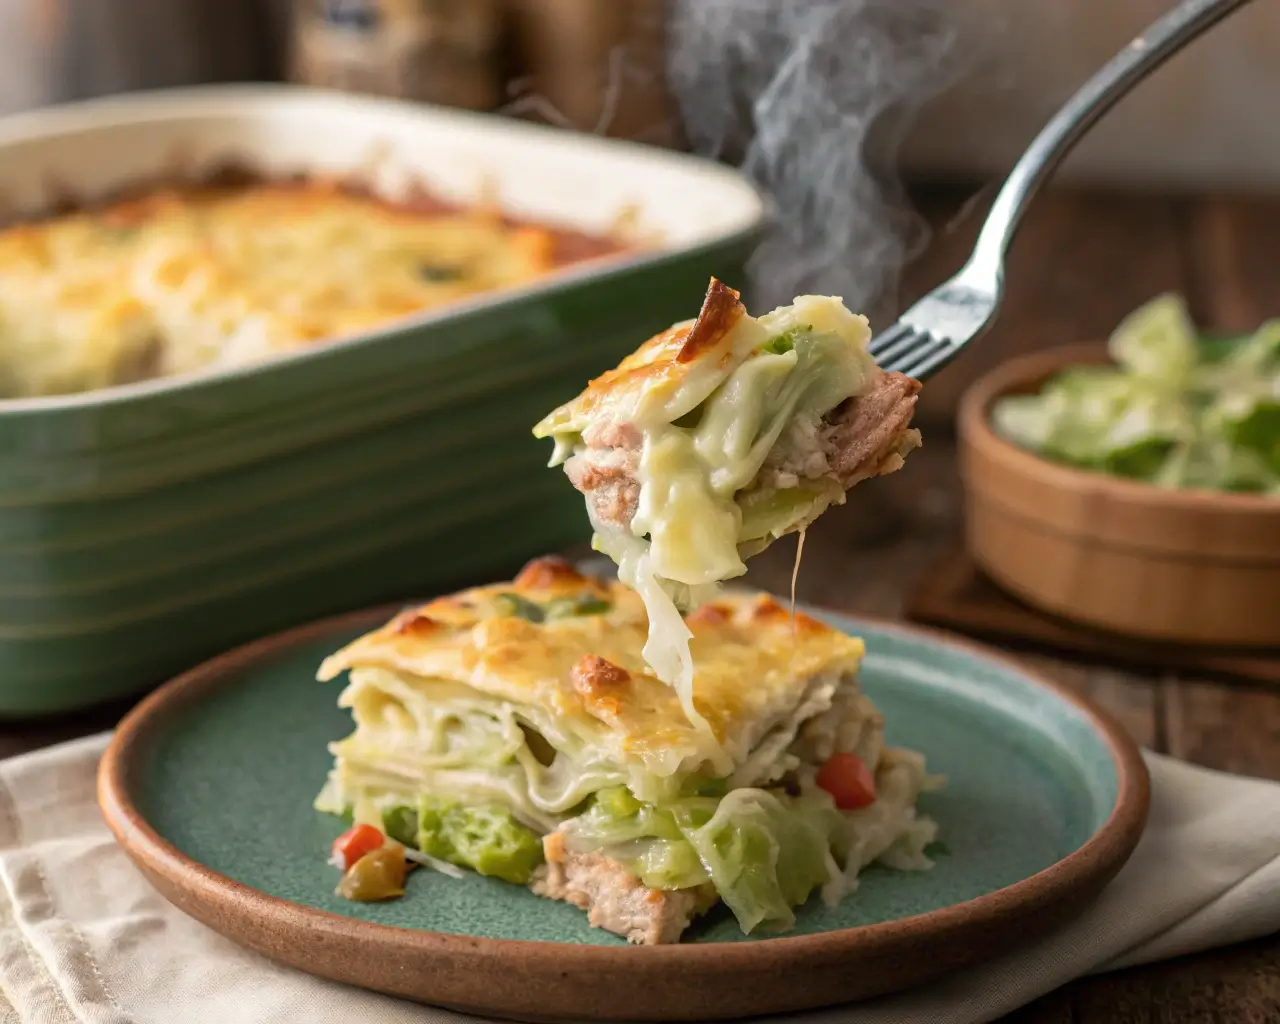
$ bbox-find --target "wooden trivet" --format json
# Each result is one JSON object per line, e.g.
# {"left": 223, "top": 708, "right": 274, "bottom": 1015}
{"left": 905, "top": 548, "right": 1280, "bottom": 687}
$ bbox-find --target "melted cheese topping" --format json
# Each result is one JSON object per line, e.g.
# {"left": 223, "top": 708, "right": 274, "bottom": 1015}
{"left": 532, "top": 279, "right": 877, "bottom": 726}
{"left": 317, "top": 556, "right": 866, "bottom": 791}
{"left": 0, "top": 182, "right": 623, "bottom": 398}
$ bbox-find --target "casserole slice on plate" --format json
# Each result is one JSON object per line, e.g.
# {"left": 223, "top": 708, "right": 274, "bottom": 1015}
{"left": 315, "top": 557, "right": 940, "bottom": 944}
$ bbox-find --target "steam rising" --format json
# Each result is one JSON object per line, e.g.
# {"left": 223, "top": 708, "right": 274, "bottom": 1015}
{"left": 666, "top": 0, "right": 971, "bottom": 316}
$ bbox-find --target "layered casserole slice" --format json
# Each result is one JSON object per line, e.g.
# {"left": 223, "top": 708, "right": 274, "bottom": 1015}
{"left": 533, "top": 279, "right": 921, "bottom": 724}
{"left": 315, "top": 557, "right": 940, "bottom": 944}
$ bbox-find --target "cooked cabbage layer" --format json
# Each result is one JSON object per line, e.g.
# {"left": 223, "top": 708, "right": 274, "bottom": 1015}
{"left": 533, "top": 282, "right": 920, "bottom": 728}
{"left": 316, "top": 617, "right": 940, "bottom": 935}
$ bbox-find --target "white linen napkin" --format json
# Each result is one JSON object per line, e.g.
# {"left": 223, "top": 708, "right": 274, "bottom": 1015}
{"left": 0, "top": 734, "right": 1276, "bottom": 1024}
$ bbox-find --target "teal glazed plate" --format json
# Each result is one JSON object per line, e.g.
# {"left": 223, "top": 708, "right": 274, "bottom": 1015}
{"left": 99, "top": 607, "right": 1149, "bottom": 1023}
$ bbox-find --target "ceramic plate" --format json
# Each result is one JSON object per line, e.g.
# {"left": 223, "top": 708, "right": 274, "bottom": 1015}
{"left": 99, "top": 605, "right": 1149, "bottom": 1022}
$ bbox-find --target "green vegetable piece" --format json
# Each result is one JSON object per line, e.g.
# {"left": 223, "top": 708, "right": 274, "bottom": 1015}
{"left": 1107, "top": 293, "right": 1198, "bottom": 385}
{"left": 990, "top": 394, "right": 1056, "bottom": 451}
{"left": 673, "top": 791, "right": 836, "bottom": 933}
{"left": 492, "top": 593, "right": 546, "bottom": 623}
{"left": 565, "top": 789, "right": 684, "bottom": 848}
{"left": 417, "top": 799, "right": 544, "bottom": 885}
{"left": 760, "top": 326, "right": 809, "bottom": 355}
{"left": 1103, "top": 438, "right": 1177, "bottom": 481}
{"left": 670, "top": 799, "right": 718, "bottom": 833}
{"left": 688, "top": 776, "right": 729, "bottom": 799}
{"left": 593, "top": 785, "right": 643, "bottom": 820}
{"left": 381, "top": 806, "right": 419, "bottom": 847}
{"left": 419, "top": 264, "right": 463, "bottom": 283}
{"left": 1152, "top": 443, "right": 1194, "bottom": 490}
{"left": 1049, "top": 365, "right": 1132, "bottom": 399}
{"left": 1155, "top": 438, "right": 1276, "bottom": 493}
{"left": 337, "top": 844, "right": 408, "bottom": 901}
{"left": 626, "top": 838, "right": 709, "bottom": 891}
{"left": 736, "top": 483, "right": 833, "bottom": 543}
{"left": 1220, "top": 396, "right": 1280, "bottom": 472}
{"left": 1194, "top": 336, "right": 1244, "bottom": 365}
{"left": 1227, "top": 319, "right": 1280, "bottom": 373}
{"left": 1047, "top": 378, "right": 1191, "bottom": 476}
{"left": 1156, "top": 441, "right": 1235, "bottom": 491}
{"left": 1222, "top": 449, "right": 1277, "bottom": 492}
{"left": 543, "top": 594, "right": 613, "bottom": 619}
{"left": 1004, "top": 367, "right": 1125, "bottom": 466}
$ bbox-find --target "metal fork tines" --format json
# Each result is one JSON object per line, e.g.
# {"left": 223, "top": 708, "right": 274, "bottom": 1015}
{"left": 867, "top": 0, "right": 1257, "bottom": 382}
{"left": 868, "top": 273, "right": 995, "bottom": 379}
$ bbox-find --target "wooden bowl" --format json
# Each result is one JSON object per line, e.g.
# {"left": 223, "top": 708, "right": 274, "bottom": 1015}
{"left": 958, "top": 344, "right": 1280, "bottom": 647}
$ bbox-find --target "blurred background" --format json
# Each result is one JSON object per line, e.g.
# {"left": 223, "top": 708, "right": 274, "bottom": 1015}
{"left": 4, "top": 11, "right": 1279, "bottom": 1013}
{"left": 4, "top": 0, "right": 1280, "bottom": 718}
{"left": 5, "top": 0, "right": 1277, "bottom": 429}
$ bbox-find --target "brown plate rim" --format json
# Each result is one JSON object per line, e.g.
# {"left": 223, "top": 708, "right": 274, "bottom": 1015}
{"left": 97, "top": 600, "right": 1150, "bottom": 1010}
{"left": 958, "top": 341, "right": 1280, "bottom": 516}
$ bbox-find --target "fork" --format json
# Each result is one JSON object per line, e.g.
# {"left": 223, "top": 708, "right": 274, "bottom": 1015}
{"left": 869, "top": 0, "right": 1260, "bottom": 380}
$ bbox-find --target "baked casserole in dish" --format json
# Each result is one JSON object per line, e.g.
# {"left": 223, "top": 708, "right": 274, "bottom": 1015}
{"left": 0, "top": 85, "right": 763, "bottom": 714}
{"left": 0, "top": 176, "right": 628, "bottom": 397}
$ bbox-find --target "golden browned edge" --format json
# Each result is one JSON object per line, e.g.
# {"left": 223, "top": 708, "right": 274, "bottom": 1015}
{"left": 4, "top": 160, "right": 631, "bottom": 264}
{"left": 676, "top": 279, "right": 744, "bottom": 364}
{"left": 98, "top": 602, "right": 1149, "bottom": 1023}
{"left": 958, "top": 342, "right": 1280, "bottom": 519}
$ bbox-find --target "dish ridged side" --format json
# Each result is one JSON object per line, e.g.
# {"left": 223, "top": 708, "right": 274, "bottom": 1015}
{"left": 0, "top": 250, "right": 751, "bottom": 714}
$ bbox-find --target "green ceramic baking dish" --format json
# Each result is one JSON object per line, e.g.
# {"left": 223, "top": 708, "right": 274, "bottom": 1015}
{"left": 0, "top": 85, "right": 764, "bottom": 715}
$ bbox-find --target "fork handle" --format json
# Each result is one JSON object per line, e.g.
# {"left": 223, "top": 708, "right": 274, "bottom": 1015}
{"left": 967, "top": 0, "right": 1260, "bottom": 280}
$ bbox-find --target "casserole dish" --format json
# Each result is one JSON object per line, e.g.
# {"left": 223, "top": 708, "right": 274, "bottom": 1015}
{"left": 0, "top": 84, "right": 764, "bottom": 715}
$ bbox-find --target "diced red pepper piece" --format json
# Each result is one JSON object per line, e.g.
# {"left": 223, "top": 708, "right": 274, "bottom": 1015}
{"left": 330, "top": 823, "right": 385, "bottom": 871}
{"left": 816, "top": 752, "right": 877, "bottom": 810}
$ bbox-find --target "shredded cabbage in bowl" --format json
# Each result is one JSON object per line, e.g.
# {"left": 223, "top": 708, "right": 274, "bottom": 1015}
{"left": 991, "top": 294, "right": 1280, "bottom": 495}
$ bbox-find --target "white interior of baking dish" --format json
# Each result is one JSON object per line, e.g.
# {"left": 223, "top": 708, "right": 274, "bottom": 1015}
{"left": 0, "top": 84, "right": 765, "bottom": 248}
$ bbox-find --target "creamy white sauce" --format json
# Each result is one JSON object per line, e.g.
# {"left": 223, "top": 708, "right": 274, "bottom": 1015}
{"left": 555, "top": 296, "right": 877, "bottom": 734}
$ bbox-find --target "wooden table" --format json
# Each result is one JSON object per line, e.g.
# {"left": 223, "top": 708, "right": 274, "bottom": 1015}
{"left": 6, "top": 187, "right": 1279, "bottom": 1022}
